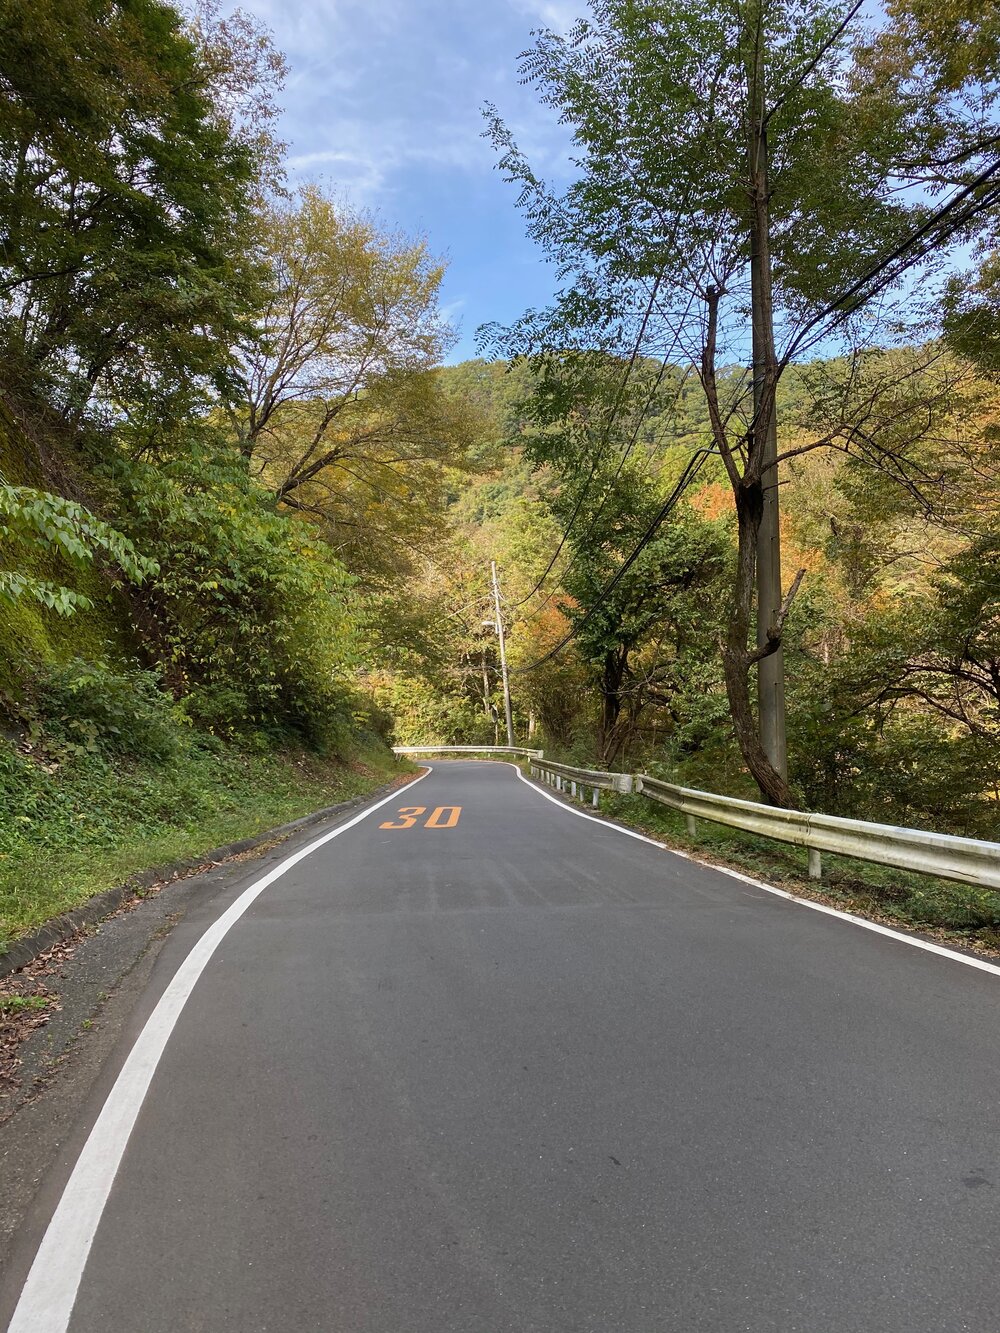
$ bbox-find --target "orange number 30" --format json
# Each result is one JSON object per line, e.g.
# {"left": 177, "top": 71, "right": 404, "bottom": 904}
{"left": 425, "top": 806, "right": 461, "bottom": 828}
{"left": 379, "top": 805, "right": 463, "bottom": 830}
{"left": 379, "top": 806, "right": 426, "bottom": 829}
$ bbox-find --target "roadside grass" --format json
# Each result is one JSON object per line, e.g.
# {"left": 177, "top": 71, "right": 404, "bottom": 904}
{"left": 537, "top": 779, "right": 1000, "bottom": 954}
{"left": 0, "top": 741, "right": 412, "bottom": 951}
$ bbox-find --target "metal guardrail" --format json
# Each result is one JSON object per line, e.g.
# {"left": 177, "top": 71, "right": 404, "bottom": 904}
{"left": 636, "top": 774, "right": 1000, "bottom": 889}
{"left": 395, "top": 745, "right": 1000, "bottom": 889}
{"left": 393, "top": 745, "right": 544, "bottom": 760}
{"left": 529, "top": 758, "right": 632, "bottom": 808}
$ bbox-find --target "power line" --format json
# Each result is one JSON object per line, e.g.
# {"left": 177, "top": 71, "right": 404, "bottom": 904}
{"left": 765, "top": 0, "right": 866, "bottom": 124}
{"left": 513, "top": 445, "right": 714, "bottom": 673}
{"left": 783, "top": 154, "right": 1000, "bottom": 368}
{"left": 514, "top": 277, "right": 705, "bottom": 625}
{"left": 518, "top": 359, "right": 694, "bottom": 628}
{"left": 499, "top": 9, "right": 1000, "bottom": 677}
{"left": 505, "top": 174, "right": 704, "bottom": 616}
{"left": 509, "top": 276, "right": 663, "bottom": 610}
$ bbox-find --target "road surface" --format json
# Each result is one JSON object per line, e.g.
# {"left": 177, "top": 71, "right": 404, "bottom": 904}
{"left": 4, "top": 761, "right": 1000, "bottom": 1332}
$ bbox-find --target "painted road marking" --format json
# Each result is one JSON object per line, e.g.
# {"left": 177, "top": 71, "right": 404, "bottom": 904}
{"left": 380, "top": 805, "right": 462, "bottom": 829}
{"left": 6, "top": 769, "right": 431, "bottom": 1333}
{"left": 510, "top": 762, "right": 1000, "bottom": 980}
{"left": 426, "top": 805, "right": 461, "bottom": 828}
{"left": 379, "top": 806, "right": 426, "bottom": 829}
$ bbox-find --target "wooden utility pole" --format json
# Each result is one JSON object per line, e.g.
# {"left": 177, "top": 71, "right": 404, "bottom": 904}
{"left": 491, "top": 561, "right": 515, "bottom": 747}
{"left": 747, "top": 22, "right": 789, "bottom": 784}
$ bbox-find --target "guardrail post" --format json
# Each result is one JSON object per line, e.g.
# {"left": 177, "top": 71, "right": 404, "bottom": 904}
{"left": 685, "top": 814, "right": 697, "bottom": 838}
{"left": 571, "top": 780, "right": 577, "bottom": 798}
{"left": 593, "top": 787, "right": 600, "bottom": 808}
{"left": 808, "top": 848, "right": 822, "bottom": 880}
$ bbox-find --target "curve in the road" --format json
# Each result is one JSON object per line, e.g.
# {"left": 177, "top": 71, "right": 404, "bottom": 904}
{"left": 5, "top": 759, "right": 1000, "bottom": 1333}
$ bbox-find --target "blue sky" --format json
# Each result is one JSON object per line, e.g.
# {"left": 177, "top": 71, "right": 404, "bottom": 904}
{"left": 246, "top": 0, "right": 583, "bottom": 362}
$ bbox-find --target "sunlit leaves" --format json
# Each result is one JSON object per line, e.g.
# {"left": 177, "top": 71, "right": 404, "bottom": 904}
{"left": 0, "top": 483, "right": 156, "bottom": 615}
{"left": 0, "top": 0, "right": 274, "bottom": 426}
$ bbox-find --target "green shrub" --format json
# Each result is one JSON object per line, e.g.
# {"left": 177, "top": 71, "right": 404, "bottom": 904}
{"left": 106, "top": 447, "right": 361, "bottom": 748}
{"left": 33, "top": 658, "right": 184, "bottom": 762}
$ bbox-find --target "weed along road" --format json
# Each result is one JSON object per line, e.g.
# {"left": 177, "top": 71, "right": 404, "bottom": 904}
{"left": 5, "top": 762, "right": 1000, "bottom": 1333}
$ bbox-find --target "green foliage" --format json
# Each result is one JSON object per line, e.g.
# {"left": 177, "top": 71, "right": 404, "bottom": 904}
{"left": 0, "top": 734, "right": 403, "bottom": 945}
{"left": 369, "top": 666, "right": 491, "bottom": 747}
{"left": 0, "top": 993, "right": 50, "bottom": 1014}
{"left": 881, "top": 0, "right": 1000, "bottom": 108}
{"left": 482, "top": 0, "right": 919, "bottom": 355}
{"left": 869, "top": 3, "right": 1000, "bottom": 378}
{"left": 396, "top": 352, "right": 1000, "bottom": 844}
{"left": 781, "top": 534, "right": 1000, "bottom": 839}
{"left": 0, "top": 0, "right": 997, "bottom": 939}
{"left": 506, "top": 350, "right": 732, "bottom": 762}
{"left": 226, "top": 186, "right": 480, "bottom": 588}
{"left": 108, "top": 447, "right": 361, "bottom": 745}
{"left": 0, "top": 481, "right": 156, "bottom": 615}
{"left": 481, "top": 0, "right": 966, "bottom": 806}
{"left": 30, "top": 658, "right": 182, "bottom": 762}
{"left": 0, "top": 0, "right": 275, "bottom": 425}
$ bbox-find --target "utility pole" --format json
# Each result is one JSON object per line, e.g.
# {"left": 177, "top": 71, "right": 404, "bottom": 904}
{"left": 490, "top": 560, "right": 515, "bottom": 747}
{"left": 747, "top": 26, "right": 788, "bottom": 784}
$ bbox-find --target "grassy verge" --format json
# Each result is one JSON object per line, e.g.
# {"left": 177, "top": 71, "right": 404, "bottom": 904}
{"left": 528, "top": 771, "right": 1000, "bottom": 955}
{"left": 0, "top": 740, "right": 413, "bottom": 951}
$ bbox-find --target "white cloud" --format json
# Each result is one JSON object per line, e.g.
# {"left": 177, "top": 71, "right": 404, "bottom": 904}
{"left": 509, "top": 0, "right": 584, "bottom": 33}
{"left": 284, "top": 149, "right": 389, "bottom": 203}
{"left": 440, "top": 296, "right": 467, "bottom": 324}
{"left": 217, "top": 0, "right": 578, "bottom": 212}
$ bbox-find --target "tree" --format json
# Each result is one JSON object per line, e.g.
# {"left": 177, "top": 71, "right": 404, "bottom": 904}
{"left": 483, "top": 0, "right": 980, "bottom": 804}
{"left": 109, "top": 445, "right": 359, "bottom": 742}
{"left": 865, "top": 525, "right": 1000, "bottom": 748}
{"left": 228, "top": 187, "right": 477, "bottom": 582}
{"left": 507, "top": 350, "right": 730, "bottom": 764}
{"left": 879, "top": 0, "right": 1000, "bottom": 107}
{"left": 231, "top": 186, "right": 451, "bottom": 469}
{"left": 861, "top": 3, "right": 1000, "bottom": 376}
{"left": 563, "top": 497, "right": 729, "bottom": 766}
{"left": 0, "top": 0, "right": 279, "bottom": 427}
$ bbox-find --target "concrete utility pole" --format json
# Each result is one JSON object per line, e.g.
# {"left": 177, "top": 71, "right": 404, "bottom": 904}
{"left": 490, "top": 560, "right": 515, "bottom": 747}
{"left": 748, "top": 40, "right": 788, "bottom": 784}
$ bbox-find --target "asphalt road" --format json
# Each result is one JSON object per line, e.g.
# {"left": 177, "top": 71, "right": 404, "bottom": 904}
{"left": 4, "top": 761, "right": 1000, "bottom": 1332}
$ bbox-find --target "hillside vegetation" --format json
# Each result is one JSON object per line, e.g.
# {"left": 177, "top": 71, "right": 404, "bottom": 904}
{"left": 378, "top": 354, "right": 1000, "bottom": 841}
{"left": 0, "top": 1, "right": 453, "bottom": 944}
{"left": 2, "top": 0, "right": 999, "bottom": 945}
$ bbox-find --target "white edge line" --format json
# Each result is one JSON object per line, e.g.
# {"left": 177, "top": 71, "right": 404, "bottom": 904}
{"left": 7, "top": 768, "right": 430, "bottom": 1333}
{"left": 509, "top": 763, "right": 667, "bottom": 848}
{"left": 512, "top": 763, "right": 1000, "bottom": 980}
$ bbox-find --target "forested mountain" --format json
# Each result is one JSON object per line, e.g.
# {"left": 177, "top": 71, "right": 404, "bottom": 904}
{"left": 375, "top": 351, "right": 1000, "bottom": 839}
{"left": 1, "top": 0, "right": 998, "bottom": 947}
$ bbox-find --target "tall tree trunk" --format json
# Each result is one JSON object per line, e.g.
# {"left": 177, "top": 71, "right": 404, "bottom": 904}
{"left": 722, "top": 479, "right": 797, "bottom": 807}
{"left": 701, "top": 275, "right": 798, "bottom": 807}
{"left": 599, "top": 647, "right": 628, "bottom": 764}
{"left": 745, "top": 5, "right": 790, "bottom": 791}
{"left": 748, "top": 113, "right": 788, "bottom": 785}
